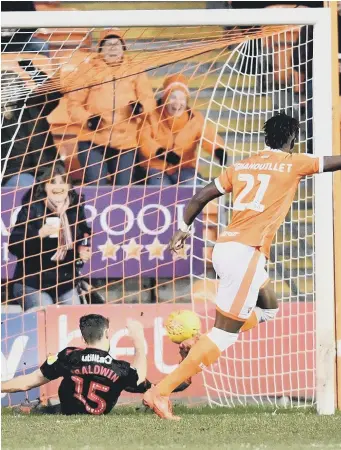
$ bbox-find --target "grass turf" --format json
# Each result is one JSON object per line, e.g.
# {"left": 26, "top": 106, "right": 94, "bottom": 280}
{"left": 2, "top": 405, "right": 341, "bottom": 450}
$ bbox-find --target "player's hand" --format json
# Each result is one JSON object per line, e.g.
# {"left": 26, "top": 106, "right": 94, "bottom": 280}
{"left": 39, "top": 224, "right": 59, "bottom": 238}
{"left": 168, "top": 230, "right": 190, "bottom": 253}
{"left": 79, "top": 246, "right": 91, "bottom": 262}
{"left": 126, "top": 319, "right": 145, "bottom": 342}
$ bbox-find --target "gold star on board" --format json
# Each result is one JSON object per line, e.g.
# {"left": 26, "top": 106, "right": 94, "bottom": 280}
{"left": 172, "top": 243, "right": 191, "bottom": 261}
{"left": 98, "top": 238, "right": 120, "bottom": 261}
{"left": 121, "top": 238, "right": 143, "bottom": 261}
{"left": 145, "top": 237, "right": 168, "bottom": 261}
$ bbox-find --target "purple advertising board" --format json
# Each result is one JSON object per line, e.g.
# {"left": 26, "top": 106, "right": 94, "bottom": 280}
{"left": 1, "top": 186, "right": 203, "bottom": 280}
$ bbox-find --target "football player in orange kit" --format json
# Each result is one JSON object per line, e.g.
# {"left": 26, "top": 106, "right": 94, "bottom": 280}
{"left": 143, "top": 112, "right": 341, "bottom": 420}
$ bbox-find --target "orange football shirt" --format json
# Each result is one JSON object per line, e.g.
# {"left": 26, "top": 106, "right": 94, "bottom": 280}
{"left": 215, "top": 149, "right": 322, "bottom": 258}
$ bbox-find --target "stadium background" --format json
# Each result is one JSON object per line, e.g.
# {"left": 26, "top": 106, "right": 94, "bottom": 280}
{"left": 1, "top": 0, "right": 340, "bottom": 410}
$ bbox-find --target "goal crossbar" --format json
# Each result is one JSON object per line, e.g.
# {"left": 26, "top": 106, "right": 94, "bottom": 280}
{"left": 1, "top": 8, "right": 330, "bottom": 28}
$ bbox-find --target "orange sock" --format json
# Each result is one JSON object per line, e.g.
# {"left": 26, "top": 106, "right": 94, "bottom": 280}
{"left": 157, "top": 335, "right": 221, "bottom": 397}
{"left": 240, "top": 311, "right": 259, "bottom": 332}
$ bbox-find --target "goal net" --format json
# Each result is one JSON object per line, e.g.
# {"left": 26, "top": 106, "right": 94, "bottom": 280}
{"left": 195, "top": 27, "right": 316, "bottom": 408}
{"left": 1, "top": 8, "right": 335, "bottom": 413}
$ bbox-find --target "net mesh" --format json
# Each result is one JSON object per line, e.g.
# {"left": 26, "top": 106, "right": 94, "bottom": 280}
{"left": 194, "top": 27, "right": 315, "bottom": 407}
{"left": 1, "top": 22, "right": 314, "bottom": 407}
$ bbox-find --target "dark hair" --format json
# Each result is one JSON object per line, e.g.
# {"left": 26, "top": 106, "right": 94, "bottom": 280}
{"left": 22, "top": 161, "right": 77, "bottom": 206}
{"left": 263, "top": 112, "right": 300, "bottom": 149}
{"left": 79, "top": 314, "right": 109, "bottom": 344}
{"left": 98, "top": 34, "right": 127, "bottom": 52}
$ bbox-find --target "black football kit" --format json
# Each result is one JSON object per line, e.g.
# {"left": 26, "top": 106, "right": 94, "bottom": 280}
{"left": 40, "top": 347, "right": 139, "bottom": 415}
{"left": 40, "top": 346, "right": 192, "bottom": 415}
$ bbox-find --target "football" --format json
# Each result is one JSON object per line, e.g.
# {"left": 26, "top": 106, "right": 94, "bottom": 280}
{"left": 165, "top": 309, "right": 201, "bottom": 344}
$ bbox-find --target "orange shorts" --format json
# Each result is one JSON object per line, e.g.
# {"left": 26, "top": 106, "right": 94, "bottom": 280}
{"left": 212, "top": 241, "right": 269, "bottom": 321}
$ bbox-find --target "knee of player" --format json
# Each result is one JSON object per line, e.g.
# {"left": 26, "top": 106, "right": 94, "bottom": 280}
{"left": 207, "top": 327, "right": 239, "bottom": 353}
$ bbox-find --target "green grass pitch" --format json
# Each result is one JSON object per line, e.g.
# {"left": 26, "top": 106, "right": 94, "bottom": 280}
{"left": 2, "top": 405, "right": 341, "bottom": 450}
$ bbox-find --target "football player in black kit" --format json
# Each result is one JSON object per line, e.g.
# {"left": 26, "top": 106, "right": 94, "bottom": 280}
{"left": 1, "top": 314, "right": 191, "bottom": 415}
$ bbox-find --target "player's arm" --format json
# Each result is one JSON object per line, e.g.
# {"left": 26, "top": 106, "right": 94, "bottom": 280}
{"left": 125, "top": 378, "right": 191, "bottom": 394}
{"left": 169, "top": 180, "right": 224, "bottom": 252}
{"left": 126, "top": 319, "right": 147, "bottom": 385}
{"left": 295, "top": 154, "right": 341, "bottom": 176}
{"left": 124, "top": 338, "right": 194, "bottom": 394}
{"left": 1, "top": 369, "right": 49, "bottom": 393}
{"left": 172, "top": 380, "right": 191, "bottom": 392}
{"left": 322, "top": 156, "right": 341, "bottom": 173}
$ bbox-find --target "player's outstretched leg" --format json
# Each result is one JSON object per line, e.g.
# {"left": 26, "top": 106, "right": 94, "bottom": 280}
{"left": 143, "top": 242, "right": 269, "bottom": 420}
{"left": 143, "top": 311, "right": 242, "bottom": 419}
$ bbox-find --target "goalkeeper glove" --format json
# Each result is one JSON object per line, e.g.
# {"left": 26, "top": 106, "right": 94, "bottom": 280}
{"left": 129, "top": 101, "right": 144, "bottom": 117}
{"left": 87, "top": 115, "right": 102, "bottom": 131}
{"left": 156, "top": 148, "right": 181, "bottom": 165}
{"left": 215, "top": 148, "right": 227, "bottom": 166}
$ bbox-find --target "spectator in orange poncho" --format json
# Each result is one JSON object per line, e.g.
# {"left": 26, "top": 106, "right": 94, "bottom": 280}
{"left": 138, "top": 74, "right": 226, "bottom": 186}
{"left": 64, "top": 30, "right": 156, "bottom": 186}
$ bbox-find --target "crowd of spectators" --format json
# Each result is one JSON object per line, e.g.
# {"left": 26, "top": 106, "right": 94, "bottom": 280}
{"left": 1, "top": 27, "right": 226, "bottom": 189}
{"left": 1, "top": 1, "right": 340, "bottom": 311}
{"left": 1, "top": 19, "right": 228, "bottom": 310}
{"left": 65, "top": 31, "right": 156, "bottom": 186}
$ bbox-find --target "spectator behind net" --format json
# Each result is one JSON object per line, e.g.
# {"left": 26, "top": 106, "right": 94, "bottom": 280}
{"left": 138, "top": 74, "right": 226, "bottom": 186}
{"left": 1, "top": 59, "right": 62, "bottom": 187}
{"left": 1, "top": 1, "right": 49, "bottom": 56}
{"left": 9, "top": 162, "right": 92, "bottom": 311}
{"left": 64, "top": 29, "right": 156, "bottom": 186}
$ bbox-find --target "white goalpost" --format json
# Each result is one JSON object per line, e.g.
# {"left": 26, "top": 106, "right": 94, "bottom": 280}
{"left": 1, "top": 7, "right": 335, "bottom": 415}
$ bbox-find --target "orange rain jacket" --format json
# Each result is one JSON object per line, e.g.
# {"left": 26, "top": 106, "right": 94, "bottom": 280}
{"left": 63, "top": 31, "right": 156, "bottom": 151}
{"left": 138, "top": 106, "right": 224, "bottom": 174}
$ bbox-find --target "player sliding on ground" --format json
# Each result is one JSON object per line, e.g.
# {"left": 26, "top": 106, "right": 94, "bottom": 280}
{"left": 1, "top": 314, "right": 191, "bottom": 415}
{"left": 143, "top": 112, "right": 341, "bottom": 420}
